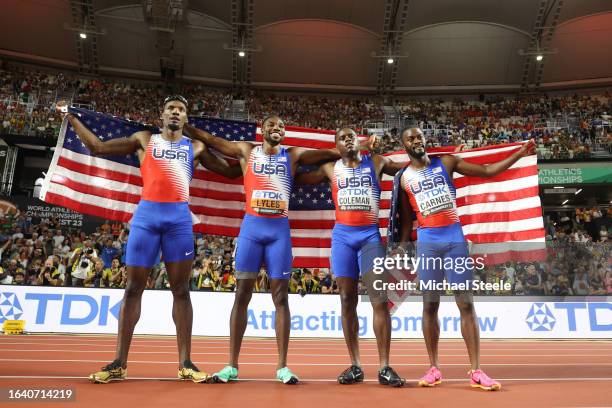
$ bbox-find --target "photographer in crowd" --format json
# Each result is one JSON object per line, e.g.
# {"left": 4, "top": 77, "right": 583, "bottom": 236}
{"left": 37, "top": 257, "right": 63, "bottom": 286}
{"left": 70, "top": 243, "right": 96, "bottom": 287}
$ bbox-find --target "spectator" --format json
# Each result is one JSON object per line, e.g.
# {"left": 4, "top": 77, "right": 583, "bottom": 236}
{"left": 572, "top": 268, "right": 590, "bottom": 295}
{"left": 604, "top": 269, "right": 612, "bottom": 295}
{"left": 197, "top": 259, "right": 217, "bottom": 291}
{"left": 299, "top": 269, "right": 320, "bottom": 294}
{"left": 106, "top": 258, "right": 123, "bottom": 288}
{"left": 255, "top": 268, "right": 270, "bottom": 293}
{"left": 523, "top": 264, "right": 544, "bottom": 295}
{"left": 37, "top": 257, "right": 62, "bottom": 286}
{"left": 155, "top": 263, "right": 170, "bottom": 290}
{"left": 100, "top": 238, "right": 119, "bottom": 269}
{"left": 218, "top": 264, "right": 236, "bottom": 292}
{"left": 70, "top": 245, "right": 95, "bottom": 287}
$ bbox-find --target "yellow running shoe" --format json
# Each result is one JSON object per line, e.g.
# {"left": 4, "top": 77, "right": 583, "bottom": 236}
{"left": 178, "top": 362, "right": 211, "bottom": 383}
{"left": 89, "top": 361, "right": 126, "bottom": 384}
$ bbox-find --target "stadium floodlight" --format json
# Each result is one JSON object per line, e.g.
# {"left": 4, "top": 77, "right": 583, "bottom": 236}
{"left": 238, "top": 51, "right": 246, "bottom": 57}
{"left": 536, "top": 55, "right": 543, "bottom": 61}
{"left": 553, "top": 186, "right": 564, "bottom": 189}
{"left": 562, "top": 199, "right": 569, "bottom": 205}
{"left": 387, "top": 58, "right": 394, "bottom": 64}
{"left": 79, "top": 33, "right": 87, "bottom": 39}
{"left": 574, "top": 189, "right": 582, "bottom": 195}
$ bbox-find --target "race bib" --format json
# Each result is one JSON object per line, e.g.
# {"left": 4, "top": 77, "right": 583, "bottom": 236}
{"left": 414, "top": 184, "right": 454, "bottom": 217}
{"left": 250, "top": 190, "right": 288, "bottom": 215}
{"left": 337, "top": 187, "right": 372, "bottom": 212}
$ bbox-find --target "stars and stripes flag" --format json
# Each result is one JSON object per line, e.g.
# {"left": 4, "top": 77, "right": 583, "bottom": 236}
{"left": 41, "top": 107, "right": 544, "bottom": 271}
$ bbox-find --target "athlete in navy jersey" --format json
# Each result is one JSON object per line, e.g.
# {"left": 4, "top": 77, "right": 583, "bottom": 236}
{"left": 397, "top": 127, "right": 535, "bottom": 390}
{"left": 184, "top": 116, "right": 341, "bottom": 384}
{"left": 56, "top": 96, "right": 242, "bottom": 383}
{"left": 295, "top": 128, "right": 406, "bottom": 386}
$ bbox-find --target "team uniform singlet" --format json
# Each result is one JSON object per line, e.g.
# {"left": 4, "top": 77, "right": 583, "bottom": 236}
{"left": 331, "top": 155, "right": 381, "bottom": 227}
{"left": 400, "top": 156, "right": 459, "bottom": 228}
{"left": 329, "top": 155, "right": 384, "bottom": 280}
{"left": 244, "top": 145, "right": 292, "bottom": 218}
{"left": 235, "top": 145, "right": 293, "bottom": 279}
{"left": 126, "top": 134, "right": 195, "bottom": 268}
{"left": 399, "top": 156, "right": 472, "bottom": 286}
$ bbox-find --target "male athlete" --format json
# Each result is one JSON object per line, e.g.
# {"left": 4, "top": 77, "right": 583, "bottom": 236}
{"left": 396, "top": 127, "right": 535, "bottom": 390}
{"left": 184, "top": 116, "right": 340, "bottom": 384}
{"left": 295, "top": 128, "right": 405, "bottom": 386}
{"left": 56, "top": 96, "right": 241, "bottom": 383}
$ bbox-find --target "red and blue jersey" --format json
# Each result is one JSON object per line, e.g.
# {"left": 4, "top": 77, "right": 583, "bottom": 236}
{"left": 140, "top": 134, "right": 194, "bottom": 203}
{"left": 401, "top": 156, "right": 459, "bottom": 228}
{"left": 244, "top": 145, "right": 293, "bottom": 218}
{"left": 331, "top": 155, "right": 381, "bottom": 227}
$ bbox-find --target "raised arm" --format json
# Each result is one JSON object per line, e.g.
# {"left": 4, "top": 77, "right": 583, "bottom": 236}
{"left": 294, "top": 163, "right": 333, "bottom": 185}
{"left": 183, "top": 123, "right": 251, "bottom": 159}
{"left": 56, "top": 101, "right": 146, "bottom": 156}
{"left": 448, "top": 140, "right": 535, "bottom": 178}
{"left": 197, "top": 142, "right": 243, "bottom": 179}
{"left": 375, "top": 155, "right": 408, "bottom": 177}
{"left": 291, "top": 147, "right": 341, "bottom": 165}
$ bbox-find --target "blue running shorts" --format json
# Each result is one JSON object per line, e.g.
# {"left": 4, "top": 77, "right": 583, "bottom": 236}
{"left": 234, "top": 214, "right": 292, "bottom": 280}
{"left": 126, "top": 200, "right": 194, "bottom": 268}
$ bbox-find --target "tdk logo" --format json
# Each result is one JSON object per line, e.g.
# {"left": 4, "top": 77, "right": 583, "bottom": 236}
{"left": 526, "top": 303, "right": 556, "bottom": 331}
{"left": 25, "top": 293, "right": 122, "bottom": 326}
{"left": 253, "top": 162, "right": 287, "bottom": 176}
{"left": 409, "top": 175, "right": 446, "bottom": 194}
{"left": 526, "top": 302, "right": 612, "bottom": 332}
{"left": 0, "top": 292, "right": 24, "bottom": 323}
{"left": 153, "top": 148, "right": 189, "bottom": 163}
{"left": 338, "top": 175, "right": 373, "bottom": 189}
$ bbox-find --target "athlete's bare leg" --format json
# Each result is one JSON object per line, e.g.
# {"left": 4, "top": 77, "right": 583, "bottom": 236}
{"left": 166, "top": 259, "right": 196, "bottom": 368}
{"left": 229, "top": 278, "right": 256, "bottom": 368}
{"left": 337, "top": 277, "right": 361, "bottom": 367}
{"left": 455, "top": 292, "right": 480, "bottom": 370}
{"left": 270, "top": 278, "right": 291, "bottom": 369}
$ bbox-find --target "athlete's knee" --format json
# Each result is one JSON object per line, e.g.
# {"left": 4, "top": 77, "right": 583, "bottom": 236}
{"left": 272, "top": 290, "right": 288, "bottom": 309}
{"left": 124, "top": 280, "right": 146, "bottom": 299}
{"left": 372, "top": 301, "right": 389, "bottom": 316}
{"left": 456, "top": 300, "right": 475, "bottom": 316}
{"left": 234, "top": 283, "right": 254, "bottom": 306}
{"left": 339, "top": 291, "right": 358, "bottom": 311}
{"left": 423, "top": 301, "right": 440, "bottom": 317}
{"left": 171, "top": 282, "right": 191, "bottom": 300}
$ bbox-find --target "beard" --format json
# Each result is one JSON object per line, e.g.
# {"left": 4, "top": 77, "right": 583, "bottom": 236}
{"left": 167, "top": 122, "right": 180, "bottom": 132}
{"left": 264, "top": 132, "right": 283, "bottom": 146}
{"left": 408, "top": 147, "right": 426, "bottom": 158}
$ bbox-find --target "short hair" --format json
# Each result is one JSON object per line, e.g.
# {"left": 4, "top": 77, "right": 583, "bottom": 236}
{"left": 262, "top": 114, "right": 282, "bottom": 126}
{"left": 163, "top": 95, "right": 188, "bottom": 109}
{"left": 399, "top": 126, "right": 422, "bottom": 138}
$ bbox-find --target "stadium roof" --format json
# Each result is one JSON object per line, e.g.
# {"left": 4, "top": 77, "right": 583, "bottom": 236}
{"left": 1, "top": 0, "right": 611, "bottom": 93}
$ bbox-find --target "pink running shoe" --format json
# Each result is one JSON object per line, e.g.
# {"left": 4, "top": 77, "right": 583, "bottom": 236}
{"left": 418, "top": 366, "right": 442, "bottom": 387}
{"left": 469, "top": 369, "right": 501, "bottom": 391}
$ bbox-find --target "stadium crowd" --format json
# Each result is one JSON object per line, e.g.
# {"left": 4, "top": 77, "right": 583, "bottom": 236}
{"left": 0, "top": 204, "right": 610, "bottom": 296}
{"left": 1, "top": 63, "right": 610, "bottom": 160}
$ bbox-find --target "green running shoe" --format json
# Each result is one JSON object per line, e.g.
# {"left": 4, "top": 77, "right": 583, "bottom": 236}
{"left": 276, "top": 367, "right": 299, "bottom": 384}
{"left": 212, "top": 366, "right": 238, "bottom": 383}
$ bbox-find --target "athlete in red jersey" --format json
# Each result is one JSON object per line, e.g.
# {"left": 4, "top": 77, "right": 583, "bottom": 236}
{"left": 296, "top": 128, "right": 406, "bottom": 386}
{"left": 56, "top": 97, "right": 241, "bottom": 383}
{"left": 184, "top": 116, "right": 340, "bottom": 384}
{"left": 397, "top": 127, "right": 535, "bottom": 390}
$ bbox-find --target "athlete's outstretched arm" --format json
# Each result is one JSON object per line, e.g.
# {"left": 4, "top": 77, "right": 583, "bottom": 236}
{"left": 449, "top": 140, "right": 535, "bottom": 177}
{"left": 183, "top": 123, "right": 250, "bottom": 159}
{"left": 294, "top": 163, "right": 333, "bottom": 185}
{"left": 198, "top": 144, "right": 243, "bottom": 179}
{"left": 292, "top": 147, "right": 341, "bottom": 165}
{"left": 56, "top": 102, "right": 144, "bottom": 156}
{"left": 398, "top": 189, "right": 414, "bottom": 243}
{"left": 376, "top": 155, "right": 408, "bottom": 177}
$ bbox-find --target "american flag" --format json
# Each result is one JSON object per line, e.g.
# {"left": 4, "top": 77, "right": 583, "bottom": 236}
{"left": 41, "top": 108, "right": 544, "bottom": 269}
